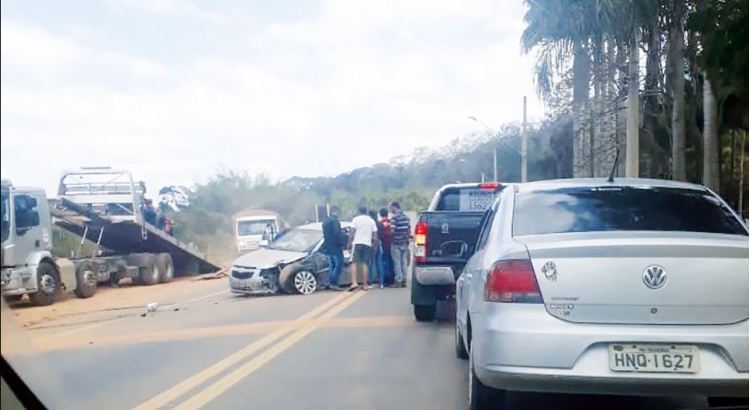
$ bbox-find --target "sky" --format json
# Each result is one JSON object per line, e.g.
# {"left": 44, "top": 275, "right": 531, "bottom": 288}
{"left": 1, "top": 0, "right": 542, "bottom": 195}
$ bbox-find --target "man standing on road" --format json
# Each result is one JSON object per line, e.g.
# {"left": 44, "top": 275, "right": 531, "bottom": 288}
{"left": 348, "top": 205, "right": 378, "bottom": 291}
{"left": 378, "top": 208, "right": 393, "bottom": 286}
{"left": 322, "top": 206, "right": 345, "bottom": 291}
{"left": 389, "top": 201, "right": 411, "bottom": 288}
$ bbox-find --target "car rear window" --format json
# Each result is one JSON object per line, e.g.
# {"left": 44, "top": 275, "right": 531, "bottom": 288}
{"left": 513, "top": 186, "right": 748, "bottom": 236}
{"left": 435, "top": 187, "right": 497, "bottom": 211}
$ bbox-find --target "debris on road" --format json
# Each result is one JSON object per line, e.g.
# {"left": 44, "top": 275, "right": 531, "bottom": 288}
{"left": 192, "top": 269, "right": 228, "bottom": 281}
{"left": 146, "top": 302, "right": 159, "bottom": 313}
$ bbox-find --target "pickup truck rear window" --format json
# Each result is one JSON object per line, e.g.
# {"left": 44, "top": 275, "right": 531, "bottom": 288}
{"left": 513, "top": 186, "right": 748, "bottom": 236}
{"left": 435, "top": 187, "right": 497, "bottom": 211}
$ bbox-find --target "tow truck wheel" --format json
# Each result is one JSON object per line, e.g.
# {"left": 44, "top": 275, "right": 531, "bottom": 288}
{"left": 138, "top": 255, "right": 160, "bottom": 286}
{"left": 156, "top": 253, "right": 174, "bottom": 283}
{"left": 74, "top": 263, "right": 97, "bottom": 299}
{"left": 29, "top": 262, "right": 61, "bottom": 306}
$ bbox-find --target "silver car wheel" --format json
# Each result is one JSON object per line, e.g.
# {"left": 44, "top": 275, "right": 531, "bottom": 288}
{"left": 294, "top": 271, "right": 317, "bottom": 295}
{"left": 468, "top": 343, "right": 473, "bottom": 405}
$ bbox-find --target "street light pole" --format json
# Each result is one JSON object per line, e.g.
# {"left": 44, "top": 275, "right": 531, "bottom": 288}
{"left": 468, "top": 116, "right": 500, "bottom": 182}
{"left": 522, "top": 96, "right": 528, "bottom": 183}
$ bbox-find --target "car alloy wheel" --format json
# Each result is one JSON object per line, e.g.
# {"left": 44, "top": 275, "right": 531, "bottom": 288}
{"left": 294, "top": 270, "right": 317, "bottom": 295}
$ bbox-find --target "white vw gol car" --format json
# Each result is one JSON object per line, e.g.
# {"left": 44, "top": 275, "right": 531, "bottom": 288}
{"left": 455, "top": 178, "right": 749, "bottom": 410}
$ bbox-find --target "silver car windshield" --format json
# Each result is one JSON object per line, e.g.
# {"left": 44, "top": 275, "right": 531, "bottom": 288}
{"left": 267, "top": 229, "right": 321, "bottom": 252}
{"left": 513, "top": 186, "right": 748, "bottom": 237}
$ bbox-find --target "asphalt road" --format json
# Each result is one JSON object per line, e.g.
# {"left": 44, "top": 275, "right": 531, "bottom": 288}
{"left": 2, "top": 280, "right": 721, "bottom": 410}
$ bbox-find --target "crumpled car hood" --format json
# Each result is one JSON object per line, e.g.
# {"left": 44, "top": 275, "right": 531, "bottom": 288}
{"left": 232, "top": 248, "right": 307, "bottom": 269}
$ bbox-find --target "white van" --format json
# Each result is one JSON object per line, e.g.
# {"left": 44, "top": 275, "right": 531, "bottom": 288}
{"left": 233, "top": 209, "right": 282, "bottom": 253}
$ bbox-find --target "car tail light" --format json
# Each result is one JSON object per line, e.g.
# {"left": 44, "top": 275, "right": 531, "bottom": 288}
{"left": 484, "top": 259, "right": 542, "bottom": 303}
{"left": 480, "top": 182, "right": 499, "bottom": 189}
{"left": 414, "top": 221, "right": 428, "bottom": 263}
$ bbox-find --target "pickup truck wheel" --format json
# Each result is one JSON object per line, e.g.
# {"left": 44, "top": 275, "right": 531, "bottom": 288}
{"left": 74, "top": 263, "right": 97, "bottom": 299}
{"left": 29, "top": 262, "right": 61, "bottom": 306}
{"left": 707, "top": 397, "right": 748, "bottom": 408}
{"left": 413, "top": 304, "right": 436, "bottom": 322}
{"left": 455, "top": 321, "right": 469, "bottom": 360}
{"left": 468, "top": 342, "right": 506, "bottom": 410}
{"left": 156, "top": 253, "right": 174, "bottom": 283}
{"left": 138, "top": 255, "right": 160, "bottom": 286}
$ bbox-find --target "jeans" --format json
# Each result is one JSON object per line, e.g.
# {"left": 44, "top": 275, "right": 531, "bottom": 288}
{"left": 326, "top": 250, "right": 344, "bottom": 287}
{"left": 381, "top": 251, "right": 391, "bottom": 284}
{"left": 369, "top": 243, "right": 384, "bottom": 285}
{"left": 391, "top": 243, "right": 409, "bottom": 284}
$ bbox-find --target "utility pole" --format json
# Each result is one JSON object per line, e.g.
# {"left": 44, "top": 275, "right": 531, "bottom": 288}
{"left": 493, "top": 148, "right": 498, "bottom": 182}
{"left": 522, "top": 96, "right": 528, "bottom": 182}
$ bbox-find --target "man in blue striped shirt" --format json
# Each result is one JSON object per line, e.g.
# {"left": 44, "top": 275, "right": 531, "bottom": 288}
{"left": 389, "top": 201, "right": 411, "bottom": 288}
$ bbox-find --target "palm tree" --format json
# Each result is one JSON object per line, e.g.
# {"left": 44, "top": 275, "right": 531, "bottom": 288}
{"left": 521, "top": 0, "right": 595, "bottom": 178}
{"left": 522, "top": 0, "right": 651, "bottom": 178}
{"left": 703, "top": 72, "right": 720, "bottom": 191}
{"left": 670, "top": 0, "right": 687, "bottom": 181}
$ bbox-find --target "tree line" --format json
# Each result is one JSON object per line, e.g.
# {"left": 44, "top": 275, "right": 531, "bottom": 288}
{"left": 520, "top": 0, "right": 748, "bottom": 217}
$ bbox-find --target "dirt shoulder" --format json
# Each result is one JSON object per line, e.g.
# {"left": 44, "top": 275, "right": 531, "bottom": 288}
{"left": 10, "top": 273, "right": 228, "bottom": 329}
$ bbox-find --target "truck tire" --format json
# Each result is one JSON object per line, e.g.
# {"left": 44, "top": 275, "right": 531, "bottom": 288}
{"left": 413, "top": 304, "right": 436, "bottom": 322}
{"left": 3, "top": 295, "right": 22, "bottom": 304}
{"left": 138, "top": 255, "right": 160, "bottom": 286}
{"left": 156, "top": 253, "right": 174, "bottom": 283}
{"left": 74, "top": 262, "right": 97, "bottom": 299}
{"left": 29, "top": 262, "right": 62, "bottom": 306}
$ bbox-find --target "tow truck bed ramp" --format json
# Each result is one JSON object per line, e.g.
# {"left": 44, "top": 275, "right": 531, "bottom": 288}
{"left": 51, "top": 167, "right": 219, "bottom": 274}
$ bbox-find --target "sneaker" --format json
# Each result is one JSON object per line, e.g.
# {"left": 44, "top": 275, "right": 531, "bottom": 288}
{"left": 379, "top": 284, "right": 384, "bottom": 289}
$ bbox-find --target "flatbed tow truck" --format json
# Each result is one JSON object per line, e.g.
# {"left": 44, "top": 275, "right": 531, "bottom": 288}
{"left": 1, "top": 167, "right": 218, "bottom": 306}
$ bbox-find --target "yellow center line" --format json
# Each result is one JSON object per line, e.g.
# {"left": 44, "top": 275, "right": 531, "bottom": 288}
{"left": 173, "top": 291, "right": 367, "bottom": 410}
{"left": 130, "top": 291, "right": 353, "bottom": 410}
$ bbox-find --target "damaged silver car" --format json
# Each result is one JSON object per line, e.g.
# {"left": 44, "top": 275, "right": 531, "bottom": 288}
{"left": 229, "top": 222, "right": 351, "bottom": 295}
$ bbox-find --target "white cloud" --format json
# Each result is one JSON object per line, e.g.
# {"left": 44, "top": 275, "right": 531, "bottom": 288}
{"left": 1, "top": 0, "right": 544, "bottom": 196}
{"left": 104, "top": 0, "right": 223, "bottom": 21}
{"left": 0, "top": 20, "right": 85, "bottom": 76}
{"left": 129, "top": 58, "right": 169, "bottom": 77}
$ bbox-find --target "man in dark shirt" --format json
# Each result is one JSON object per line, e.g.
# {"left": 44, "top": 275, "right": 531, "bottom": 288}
{"left": 389, "top": 201, "right": 411, "bottom": 288}
{"left": 322, "top": 206, "right": 344, "bottom": 291}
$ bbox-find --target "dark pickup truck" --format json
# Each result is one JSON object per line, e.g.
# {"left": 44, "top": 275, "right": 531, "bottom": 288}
{"left": 410, "top": 182, "right": 511, "bottom": 321}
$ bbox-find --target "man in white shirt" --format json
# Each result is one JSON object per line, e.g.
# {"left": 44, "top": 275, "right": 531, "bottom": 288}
{"left": 348, "top": 205, "right": 379, "bottom": 291}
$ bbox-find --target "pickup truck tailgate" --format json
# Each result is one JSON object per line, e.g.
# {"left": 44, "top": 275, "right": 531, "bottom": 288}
{"left": 421, "top": 211, "right": 485, "bottom": 262}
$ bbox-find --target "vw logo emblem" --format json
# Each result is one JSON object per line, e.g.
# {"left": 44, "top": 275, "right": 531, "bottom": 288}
{"left": 643, "top": 265, "right": 667, "bottom": 289}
